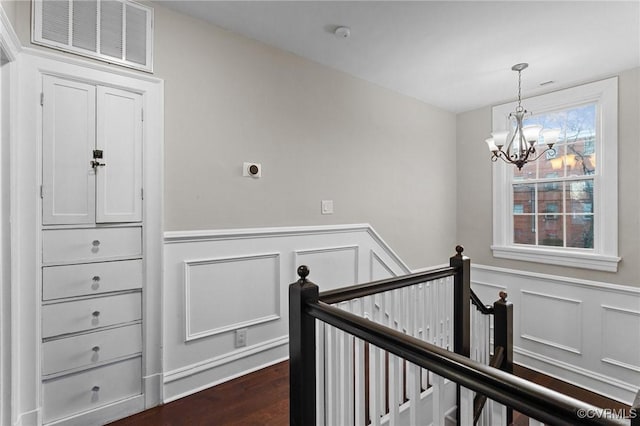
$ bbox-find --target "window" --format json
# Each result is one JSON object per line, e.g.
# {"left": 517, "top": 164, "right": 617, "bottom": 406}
{"left": 491, "top": 77, "right": 620, "bottom": 272}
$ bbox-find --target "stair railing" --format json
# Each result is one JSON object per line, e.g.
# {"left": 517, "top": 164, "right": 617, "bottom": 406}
{"left": 469, "top": 287, "right": 513, "bottom": 425}
{"left": 289, "top": 246, "right": 628, "bottom": 426}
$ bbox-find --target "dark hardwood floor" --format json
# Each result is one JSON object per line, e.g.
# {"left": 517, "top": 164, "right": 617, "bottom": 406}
{"left": 511, "top": 364, "right": 630, "bottom": 426}
{"left": 110, "top": 361, "right": 629, "bottom": 425}
{"left": 110, "top": 362, "right": 289, "bottom": 426}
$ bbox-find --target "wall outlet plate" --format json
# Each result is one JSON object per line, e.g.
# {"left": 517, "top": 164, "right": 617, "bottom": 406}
{"left": 243, "top": 162, "right": 262, "bottom": 178}
{"left": 235, "top": 328, "right": 247, "bottom": 348}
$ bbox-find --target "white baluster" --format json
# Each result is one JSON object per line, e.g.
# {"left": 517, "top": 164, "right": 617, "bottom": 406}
{"left": 491, "top": 399, "right": 507, "bottom": 425}
{"left": 338, "top": 302, "right": 354, "bottom": 425}
{"left": 353, "top": 299, "right": 366, "bottom": 426}
{"left": 446, "top": 277, "right": 453, "bottom": 350}
{"left": 420, "top": 282, "right": 429, "bottom": 390}
{"left": 316, "top": 322, "right": 326, "bottom": 426}
{"left": 403, "top": 286, "right": 411, "bottom": 399}
{"left": 388, "top": 353, "right": 401, "bottom": 425}
{"left": 369, "top": 352, "right": 382, "bottom": 425}
{"left": 432, "top": 373, "right": 446, "bottom": 426}
{"left": 460, "top": 387, "right": 474, "bottom": 425}
{"left": 408, "top": 363, "right": 420, "bottom": 426}
{"left": 438, "top": 279, "right": 444, "bottom": 348}
{"left": 326, "top": 324, "right": 338, "bottom": 425}
{"left": 365, "top": 296, "right": 381, "bottom": 426}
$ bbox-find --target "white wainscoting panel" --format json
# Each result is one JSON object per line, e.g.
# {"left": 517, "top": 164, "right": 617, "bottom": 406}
{"left": 370, "top": 250, "right": 395, "bottom": 281}
{"left": 163, "top": 224, "right": 410, "bottom": 402}
{"left": 600, "top": 305, "right": 640, "bottom": 373}
{"left": 184, "top": 253, "right": 280, "bottom": 341}
{"left": 520, "top": 291, "right": 583, "bottom": 355}
{"left": 472, "top": 264, "right": 640, "bottom": 405}
{"left": 294, "top": 245, "right": 358, "bottom": 291}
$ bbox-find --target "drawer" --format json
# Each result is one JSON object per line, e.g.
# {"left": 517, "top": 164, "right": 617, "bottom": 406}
{"left": 42, "top": 324, "right": 142, "bottom": 376}
{"left": 42, "top": 357, "right": 141, "bottom": 423}
{"left": 42, "top": 227, "right": 142, "bottom": 265}
{"left": 42, "top": 292, "right": 141, "bottom": 339}
{"left": 43, "top": 259, "right": 143, "bottom": 300}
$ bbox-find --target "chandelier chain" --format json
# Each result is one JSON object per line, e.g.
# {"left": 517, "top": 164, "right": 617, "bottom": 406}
{"left": 516, "top": 69, "right": 523, "bottom": 113}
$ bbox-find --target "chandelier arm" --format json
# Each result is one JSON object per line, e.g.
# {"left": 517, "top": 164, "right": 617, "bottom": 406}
{"left": 529, "top": 146, "right": 556, "bottom": 162}
{"left": 494, "top": 151, "right": 518, "bottom": 165}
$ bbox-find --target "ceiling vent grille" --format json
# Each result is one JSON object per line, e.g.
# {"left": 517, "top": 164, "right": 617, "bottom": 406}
{"left": 33, "top": 0, "right": 153, "bottom": 72}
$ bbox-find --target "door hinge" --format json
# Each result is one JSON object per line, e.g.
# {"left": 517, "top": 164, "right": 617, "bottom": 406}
{"left": 141, "top": 188, "right": 144, "bottom": 200}
{"left": 40, "top": 92, "right": 44, "bottom": 106}
{"left": 40, "top": 185, "right": 44, "bottom": 199}
{"left": 141, "top": 108, "right": 144, "bottom": 122}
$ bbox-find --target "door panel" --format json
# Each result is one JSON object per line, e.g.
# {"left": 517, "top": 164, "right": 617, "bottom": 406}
{"left": 95, "top": 87, "right": 142, "bottom": 223}
{"left": 42, "top": 76, "right": 96, "bottom": 225}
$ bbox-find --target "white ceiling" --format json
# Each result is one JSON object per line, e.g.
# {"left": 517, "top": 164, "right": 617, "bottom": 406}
{"left": 159, "top": 1, "right": 640, "bottom": 113}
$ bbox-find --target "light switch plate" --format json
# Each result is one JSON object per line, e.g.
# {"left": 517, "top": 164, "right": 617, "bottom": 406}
{"left": 321, "top": 200, "right": 334, "bottom": 215}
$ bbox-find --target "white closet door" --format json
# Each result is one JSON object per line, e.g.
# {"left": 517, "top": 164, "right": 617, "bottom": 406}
{"left": 42, "top": 76, "right": 96, "bottom": 225}
{"left": 95, "top": 86, "right": 142, "bottom": 223}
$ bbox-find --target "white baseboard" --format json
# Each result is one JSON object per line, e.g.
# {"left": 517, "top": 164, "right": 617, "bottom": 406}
{"left": 45, "top": 396, "right": 144, "bottom": 426}
{"left": 14, "top": 409, "right": 39, "bottom": 426}
{"left": 515, "top": 347, "right": 637, "bottom": 404}
{"left": 164, "top": 335, "right": 288, "bottom": 384}
{"left": 143, "top": 373, "right": 163, "bottom": 408}
{"left": 163, "top": 337, "right": 289, "bottom": 403}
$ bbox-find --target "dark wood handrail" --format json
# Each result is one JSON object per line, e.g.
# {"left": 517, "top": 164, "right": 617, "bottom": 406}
{"left": 306, "top": 300, "right": 625, "bottom": 426}
{"left": 319, "top": 265, "right": 456, "bottom": 304}
{"left": 470, "top": 288, "right": 494, "bottom": 315}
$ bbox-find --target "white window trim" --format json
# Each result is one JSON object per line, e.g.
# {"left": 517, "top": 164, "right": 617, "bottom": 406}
{"left": 491, "top": 77, "right": 620, "bottom": 272}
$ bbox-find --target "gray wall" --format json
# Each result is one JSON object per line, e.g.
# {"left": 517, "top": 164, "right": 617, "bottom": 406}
{"left": 154, "top": 6, "right": 457, "bottom": 268}
{"left": 11, "top": 1, "right": 458, "bottom": 269}
{"left": 456, "top": 67, "right": 640, "bottom": 287}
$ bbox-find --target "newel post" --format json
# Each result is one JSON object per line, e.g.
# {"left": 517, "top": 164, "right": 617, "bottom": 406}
{"left": 494, "top": 291, "right": 514, "bottom": 425}
{"left": 450, "top": 245, "right": 471, "bottom": 425}
{"left": 289, "top": 265, "right": 318, "bottom": 426}
{"left": 451, "top": 245, "right": 471, "bottom": 358}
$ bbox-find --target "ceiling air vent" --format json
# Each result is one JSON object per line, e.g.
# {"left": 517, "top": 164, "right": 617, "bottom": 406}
{"left": 33, "top": 0, "right": 153, "bottom": 72}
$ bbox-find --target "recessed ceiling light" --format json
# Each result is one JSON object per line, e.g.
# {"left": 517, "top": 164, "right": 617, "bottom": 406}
{"left": 334, "top": 26, "right": 351, "bottom": 38}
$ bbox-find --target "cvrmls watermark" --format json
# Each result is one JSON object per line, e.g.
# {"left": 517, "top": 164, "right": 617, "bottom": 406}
{"left": 576, "top": 408, "right": 637, "bottom": 420}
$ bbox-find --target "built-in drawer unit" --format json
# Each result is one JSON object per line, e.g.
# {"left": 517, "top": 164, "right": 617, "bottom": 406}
{"left": 42, "top": 324, "right": 142, "bottom": 376}
{"left": 42, "top": 292, "right": 141, "bottom": 339}
{"left": 42, "top": 227, "right": 142, "bottom": 265}
{"left": 42, "top": 357, "right": 142, "bottom": 424}
{"left": 42, "top": 259, "right": 143, "bottom": 300}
